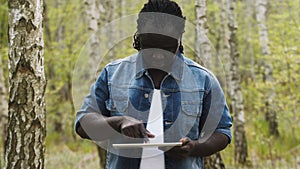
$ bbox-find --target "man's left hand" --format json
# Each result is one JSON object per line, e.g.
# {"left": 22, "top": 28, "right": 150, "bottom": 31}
{"left": 160, "top": 137, "right": 197, "bottom": 160}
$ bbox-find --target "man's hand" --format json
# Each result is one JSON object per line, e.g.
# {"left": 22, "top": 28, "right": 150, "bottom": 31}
{"left": 119, "top": 116, "right": 155, "bottom": 141}
{"left": 160, "top": 137, "right": 197, "bottom": 160}
{"left": 159, "top": 133, "right": 230, "bottom": 159}
{"left": 77, "top": 113, "right": 154, "bottom": 141}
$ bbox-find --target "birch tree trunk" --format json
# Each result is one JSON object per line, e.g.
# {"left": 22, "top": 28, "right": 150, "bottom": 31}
{"left": 103, "top": 0, "right": 118, "bottom": 63}
{"left": 0, "top": 52, "right": 8, "bottom": 168}
{"left": 227, "top": 0, "right": 249, "bottom": 165}
{"left": 5, "top": 0, "right": 46, "bottom": 168}
{"left": 195, "top": 1, "right": 226, "bottom": 168}
{"left": 219, "top": 0, "right": 232, "bottom": 97}
{"left": 255, "top": 0, "right": 279, "bottom": 136}
{"left": 84, "top": 0, "right": 102, "bottom": 76}
{"left": 195, "top": 0, "right": 212, "bottom": 69}
{"left": 84, "top": 0, "right": 106, "bottom": 168}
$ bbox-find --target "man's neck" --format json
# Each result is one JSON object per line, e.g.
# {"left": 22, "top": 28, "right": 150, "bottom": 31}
{"left": 148, "top": 69, "right": 167, "bottom": 89}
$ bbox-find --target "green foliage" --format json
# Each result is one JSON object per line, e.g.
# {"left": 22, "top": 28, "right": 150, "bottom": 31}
{"left": 0, "top": 0, "right": 8, "bottom": 47}
{"left": 1, "top": 0, "right": 300, "bottom": 168}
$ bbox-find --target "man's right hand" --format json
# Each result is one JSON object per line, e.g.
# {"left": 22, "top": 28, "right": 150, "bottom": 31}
{"left": 77, "top": 113, "right": 154, "bottom": 141}
{"left": 118, "top": 116, "right": 155, "bottom": 141}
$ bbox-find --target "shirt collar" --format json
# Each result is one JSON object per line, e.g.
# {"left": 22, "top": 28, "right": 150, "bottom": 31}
{"left": 135, "top": 52, "right": 184, "bottom": 81}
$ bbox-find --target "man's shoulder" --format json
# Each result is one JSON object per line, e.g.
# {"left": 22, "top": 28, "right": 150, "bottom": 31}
{"left": 107, "top": 54, "right": 138, "bottom": 67}
{"left": 182, "top": 55, "right": 212, "bottom": 75}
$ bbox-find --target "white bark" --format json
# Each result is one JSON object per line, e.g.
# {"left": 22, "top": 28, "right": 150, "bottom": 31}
{"left": 227, "top": 0, "right": 249, "bottom": 164}
{"left": 104, "top": 0, "right": 118, "bottom": 63}
{"left": 219, "top": 0, "right": 232, "bottom": 97}
{"left": 5, "top": 0, "right": 46, "bottom": 168}
{"left": 255, "top": 0, "right": 279, "bottom": 136}
{"left": 195, "top": 0, "right": 212, "bottom": 69}
{"left": 84, "top": 0, "right": 103, "bottom": 77}
{"left": 84, "top": 0, "right": 106, "bottom": 168}
{"left": 256, "top": 0, "right": 270, "bottom": 55}
{"left": 195, "top": 1, "right": 226, "bottom": 168}
{"left": 0, "top": 52, "right": 8, "bottom": 166}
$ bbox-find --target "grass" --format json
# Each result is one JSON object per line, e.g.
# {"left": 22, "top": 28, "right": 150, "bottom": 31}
{"left": 45, "top": 137, "right": 101, "bottom": 169}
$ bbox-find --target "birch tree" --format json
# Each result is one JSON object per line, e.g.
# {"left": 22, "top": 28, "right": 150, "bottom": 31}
{"left": 255, "top": 0, "right": 279, "bottom": 136}
{"left": 0, "top": 52, "right": 8, "bottom": 168}
{"left": 219, "top": 0, "right": 232, "bottom": 97}
{"left": 227, "top": 0, "right": 249, "bottom": 165}
{"left": 103, "top": 0, "right": 119, "bottom": 62}
{"left": 84, "top": 0, "right": 102, "bottom": 75}
{"left": 5, "top": 0, "right": 46, "bottom": 168}
{"left": 84, "top": 0, "right": 106, "bottom": 168}
{"left": 195, "top": 0, "right": 212, "bottom": 69}
{"left": 195, "top": 0, "right": 226, "bottom": 168}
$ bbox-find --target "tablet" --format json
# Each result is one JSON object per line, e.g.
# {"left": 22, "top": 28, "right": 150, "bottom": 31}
{"left": 112, "top": 142, "right": 182, "bottom": 149}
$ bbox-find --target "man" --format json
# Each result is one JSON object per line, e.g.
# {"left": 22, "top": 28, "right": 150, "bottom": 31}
{"left": 75, "top": 0, "right": 232, "bottom": 169}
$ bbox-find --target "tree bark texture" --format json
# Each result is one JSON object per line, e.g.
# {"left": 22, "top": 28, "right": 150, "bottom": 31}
{"left": 195, "top": 1, "right": 226, "bottom": 168}
{"left": 84, "top": 0, "right": 106, "bottom": 168}
{"left": 204, "top": 153, "right": 226, "bottom": 169}
{"left": 255, "top": 0, "right": 279, "bottom": 136}
{"left": 195, "top": 0, "right": 212, "bottom": 69}
{"left": 5, "top": 0, "right": 46, "bottom": 168}
{"left": 84, "top": 0, "right": 102, "bottom": 75}
{"left": 227, "top": 0, "right": 249, "bottom": 165}
{"left": 219, "top": 0, "right": 232, "bottom": 98}
{"left": 102, "top": 0, "right": 119, "bottom": 63}
{"left": 0, "top": 52, "right": 8, "bottom": 167}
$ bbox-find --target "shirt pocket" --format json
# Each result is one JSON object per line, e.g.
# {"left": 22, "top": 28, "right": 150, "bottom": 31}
{"left": 181, "top": 101, "right": 202, "bottom": 117}
{"left": 179, "top": 91, "right": 204, "bottom": 140}
{"left": 105, "top": 98, "right": 129, "bottom": 116}
{"left": 180, "top": 90, "right": 204, "bottom": 117}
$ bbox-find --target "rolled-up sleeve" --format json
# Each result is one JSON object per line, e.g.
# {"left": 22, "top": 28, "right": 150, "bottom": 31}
{"left": 200, "top": 73, "right": 232, "bottom": 143}
{"left": 215, "top": 105, "right": 232, "bottom": 143}
{"left": 74, "top": 69, "right": 110, "bottom": 131}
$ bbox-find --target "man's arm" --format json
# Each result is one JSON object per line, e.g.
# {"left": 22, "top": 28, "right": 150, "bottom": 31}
{"left": 161, "top": 132, "right": 229, "bottom": 160}
{"left": 182, "top": 132, "right": 229, "bottom": 157}
{"left": 162, "top": 72, "right": 232, "bottom": 159}
{"left": 76, "top": 112, "right": 154, "bottom": 141}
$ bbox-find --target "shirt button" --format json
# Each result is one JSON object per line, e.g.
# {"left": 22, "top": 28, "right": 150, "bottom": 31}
{"left": 163, "top": 93, "right": 170, "bottom": 98}
{"left": 165, "top": 121, "right": 173, "bottom": 125}
{"left": 144, "top": 93, "right": 149, "bottom": 98}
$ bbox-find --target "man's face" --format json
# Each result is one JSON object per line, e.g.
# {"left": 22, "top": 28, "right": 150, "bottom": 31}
{"left": 140, "top": 33, "right": 179, "bottom": 71}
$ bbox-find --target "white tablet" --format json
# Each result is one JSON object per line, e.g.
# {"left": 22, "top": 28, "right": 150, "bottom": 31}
{"left": 112, "top": 142, "right": 182, "bottom": 149}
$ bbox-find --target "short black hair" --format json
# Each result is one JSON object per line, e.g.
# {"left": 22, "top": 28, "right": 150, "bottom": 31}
{"left": 133, "top": 0, "right": 186, "bottom": 53}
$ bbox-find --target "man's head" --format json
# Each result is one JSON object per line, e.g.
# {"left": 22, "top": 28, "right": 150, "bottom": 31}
{"left": 133, "top": 0, "right": 186, "bottom": 70}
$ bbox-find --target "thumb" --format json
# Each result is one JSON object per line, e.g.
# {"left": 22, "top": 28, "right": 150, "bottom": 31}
{"left": 146, "top": 131, "right": 155, "bottom": 138}
{"left": 179, "top": 137, "right": 191, "bottom": 145}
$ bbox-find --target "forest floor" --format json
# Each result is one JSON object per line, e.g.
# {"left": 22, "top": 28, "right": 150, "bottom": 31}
{"left": 1, "top": 138, "right": 299, "bottom": 169}
{"left": 44, "top": 140, "right": 300, "bottom": 169}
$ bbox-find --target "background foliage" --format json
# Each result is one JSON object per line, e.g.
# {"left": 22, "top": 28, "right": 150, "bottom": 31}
{"left": 1, "top": 0, "right": 300, "bottom": 168}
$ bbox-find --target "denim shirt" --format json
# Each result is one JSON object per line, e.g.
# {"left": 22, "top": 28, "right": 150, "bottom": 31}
{"left": 75, "top": 53, "right": 232, "bottom": 169}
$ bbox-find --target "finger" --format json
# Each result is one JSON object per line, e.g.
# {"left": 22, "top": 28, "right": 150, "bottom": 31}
{"left": 141, "top": 130, "right": 150, "bottom": 143}
{"left": 146, "top": 131, "right": 155, "bottom": 138}
{"left": 136, "top": 123, "right": 147, "bottom": 138}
